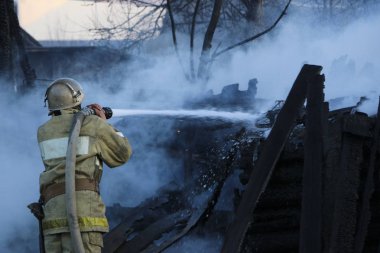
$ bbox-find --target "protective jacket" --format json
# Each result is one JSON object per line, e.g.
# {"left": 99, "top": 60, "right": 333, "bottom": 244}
{"left": 37, "top": 109, "right": 132, "bottom": 235}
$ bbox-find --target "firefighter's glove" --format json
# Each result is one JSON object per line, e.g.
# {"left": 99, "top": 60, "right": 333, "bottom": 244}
{"left": 87, "top": 104, "right": 107, "bottom": 120}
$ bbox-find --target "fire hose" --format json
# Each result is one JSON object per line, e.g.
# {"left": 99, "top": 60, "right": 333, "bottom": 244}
{"left": 65, "top": 107, "right": 112, "bottom": 253}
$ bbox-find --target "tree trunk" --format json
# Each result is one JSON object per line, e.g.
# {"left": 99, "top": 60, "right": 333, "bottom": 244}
{"left": 197, "top": 0, "right": 223, "bottom": 81}
{"left": 190, "top": 0, "right": 201, "bottom": 80}
{"left": 244, "top": 0, "right": 263, "bottom": 23}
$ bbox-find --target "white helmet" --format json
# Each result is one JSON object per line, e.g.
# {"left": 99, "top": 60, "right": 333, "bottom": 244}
{"left": 44, "top": 78, "right": 84, "bottom": 111}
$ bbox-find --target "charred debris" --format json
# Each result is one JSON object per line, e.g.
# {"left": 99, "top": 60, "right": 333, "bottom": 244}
{"left": 103, "top": 65, "right": 380, "bottom": 253}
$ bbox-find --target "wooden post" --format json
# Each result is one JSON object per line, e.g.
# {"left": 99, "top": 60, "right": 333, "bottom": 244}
{"left": 299, "top": 73, "right": 325, "bottom": 253}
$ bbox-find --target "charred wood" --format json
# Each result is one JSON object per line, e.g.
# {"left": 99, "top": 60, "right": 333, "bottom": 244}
{"left": 299, "top": 72, "right": 326, "bottom": 253}
{"left": 354, "top": 99, "right": 380, "bottom": 253}
{"left": 328, "top": 116, "right": 367, "bottom": 253}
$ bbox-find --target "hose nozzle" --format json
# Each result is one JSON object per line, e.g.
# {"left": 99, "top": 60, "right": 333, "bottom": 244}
{"left": 102, "top": 107, "right": 113, "bottom": 119}
{"left": 82, "top": 106, "right": 113, "bottom": 119}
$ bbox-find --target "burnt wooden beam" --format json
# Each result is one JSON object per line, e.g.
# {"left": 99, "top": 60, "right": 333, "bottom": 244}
{"left": 322, "top": 114, "right": 345, "bottom": 252}
{"left": 115, "top": 210, "right": 192, "bottom": 253}
{"left": 103, "top": 196, "right": 171, "bottom": 253}
{"left": 221, "top": 64, "right": 323, "bottom": 253}
{"left": 142, "top": 206, "right": 209, "bottom": 253}
{"left": 355, "top": 98, "right": 380, "bottom": 253}
{"left": 299, "top": 73, "right": 326, "bottom": 253}
{"left": 103, "top": 208, "right": 147, "bottom": 252}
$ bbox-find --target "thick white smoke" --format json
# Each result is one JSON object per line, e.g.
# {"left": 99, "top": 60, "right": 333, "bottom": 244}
{"left": 1, "top": 3, "right": 380, "bottom": 252}
{"left": 209, "top": 10, "right": 380, "bottom": 105}
{"left": 0, "top": 89, "right": 47, "bottom": 252}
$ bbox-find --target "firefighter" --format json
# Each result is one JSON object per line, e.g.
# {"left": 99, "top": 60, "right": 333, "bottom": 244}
{"left": 37, "top": 78, "right": 132, "bottom": 253}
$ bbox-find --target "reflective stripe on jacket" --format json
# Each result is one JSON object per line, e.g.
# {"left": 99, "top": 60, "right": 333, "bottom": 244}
{"left": 38, "top": 109, "right": 132, "bottom": 235}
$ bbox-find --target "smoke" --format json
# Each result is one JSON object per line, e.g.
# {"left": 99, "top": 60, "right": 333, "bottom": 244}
{"left": 208, "top": 11, "right": 380, "bottom": 104}
{"left": 1, "top": 3, "right": 380, "bottom": 252}
{"left": 100, "top": 115, "right": 184, "bottom": 207}
{"left": 0, "top": 89, "right": 47, "bottom": 252}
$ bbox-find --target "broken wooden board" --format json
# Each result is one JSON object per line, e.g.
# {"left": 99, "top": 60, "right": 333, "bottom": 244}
{"left": 299, "top": 73, "right": 326, "bottom": 253}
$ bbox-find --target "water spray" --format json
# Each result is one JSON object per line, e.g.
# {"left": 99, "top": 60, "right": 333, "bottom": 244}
{"left": 89, "top": 107, "right": 262, "bottom": 122}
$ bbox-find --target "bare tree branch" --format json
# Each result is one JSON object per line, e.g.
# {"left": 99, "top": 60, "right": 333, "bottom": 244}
{"left": 89, "top": 2, "right": 166, "bottom": 46}
{"left": 212, "top": 0, "right": 292, "bottom": 58}
{"left": 133, "top": 0, "right": 165, "bottom": 7}
{"left": 167, "top": 0, "right": 189, "bottom": 79}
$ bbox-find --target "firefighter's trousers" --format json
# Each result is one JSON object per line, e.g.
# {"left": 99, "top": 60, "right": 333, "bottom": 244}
{"left": 44, "top": 232, "right": 103, "bottom": 253}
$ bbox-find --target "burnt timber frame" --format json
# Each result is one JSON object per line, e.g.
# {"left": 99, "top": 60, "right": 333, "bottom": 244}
{"left": 221, "top": 64, "right": 324, "bottom": 253}
{"left": 101, "top": 65, "right": 380, "bottom": 253}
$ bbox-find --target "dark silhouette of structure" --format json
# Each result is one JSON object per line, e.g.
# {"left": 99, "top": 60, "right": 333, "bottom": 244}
{"left": 0, "top": 0, "right": 35, "bottom": 92}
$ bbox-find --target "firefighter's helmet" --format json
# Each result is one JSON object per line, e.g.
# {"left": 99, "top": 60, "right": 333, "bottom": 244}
{"left": 44, "top": 78, "right": 84, "bottom": 111}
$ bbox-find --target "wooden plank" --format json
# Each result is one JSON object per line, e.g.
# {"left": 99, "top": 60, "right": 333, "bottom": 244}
{"left": 103, "top": 197, "right": 170, "bottom": 253}
{"left": 355, "top": 98, "right": 380, "bottom": 253}
{"left": 328, "top": 115, "right": 366, "bottom": 253}
{"left": 343, "top": 113, "right": 373, "bottom": 137}
{"left": 115, "top": 210, "right": 192, "bottom": 253}
{"left": 103, "top": 209, "right": 145, "bottom": 252}
{"left": 299, "top": 73, "right": 325, "bottom": 253}
{"left": 322, "top": 106, "right": 344, "bottom": 253}
{"left": 221, "top": 64, "right": 323, "bottom": 253}
{"left": 142, "top": 204, "right": 211, "bottom": 253}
